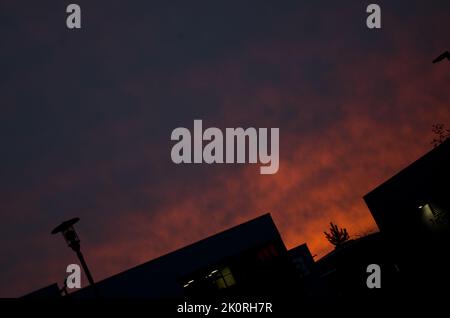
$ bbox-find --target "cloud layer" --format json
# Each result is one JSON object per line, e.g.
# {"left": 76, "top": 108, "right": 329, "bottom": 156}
{"left": 1, "top": 0, "right": 449, "bottom": 296}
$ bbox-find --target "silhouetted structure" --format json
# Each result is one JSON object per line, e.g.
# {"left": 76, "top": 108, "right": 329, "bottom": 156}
{"left": 288, "top": 243, "right": 315, "bottom": 279}
{"left": 364, "top": 139, "right": 450, "bottom": 292}
{"left": 51, "top": 217, "right": 99, "bottom": 297}
{"left": 22, "top": 283, "right": 61, "bottom": 299}
{"left": 23, "top": 141, "right": 450, "bottom": 302}
{"left": 306, "top": 140, "right": 450, "bottom": 300}
{"left": 68, "top": 214, "right": 302, "bottom": 298}
{"left": 315, "top": 233, "right": 399, "bottom": 299}
{"left": 432, "top": 51, "right": 450, "bottom": 63}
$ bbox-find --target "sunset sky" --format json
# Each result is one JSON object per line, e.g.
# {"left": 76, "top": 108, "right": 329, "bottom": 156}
{"left": 1, "top": 0, "right": 450, "bottom": 297}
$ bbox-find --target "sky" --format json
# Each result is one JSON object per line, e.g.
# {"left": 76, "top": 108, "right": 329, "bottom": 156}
{"left": 1, "top": 0, "right": 449, "bottom": 297}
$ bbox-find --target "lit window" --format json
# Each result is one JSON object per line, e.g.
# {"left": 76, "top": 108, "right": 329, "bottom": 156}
{"left": 212, "top": 267, "right": 236, "bottom": 289}
{"left": 181, "top": 267, "right": 237, "bottom": 293}
{"left": 419, "top": 203, "right": 447, "bottom": 227}
{"left": 183, "top": 279, "right": 194, "bottom": 288}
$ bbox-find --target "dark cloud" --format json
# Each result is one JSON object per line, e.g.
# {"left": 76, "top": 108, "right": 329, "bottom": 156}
{"left": 1, "top": 0, "right": 449, "bottom": 296}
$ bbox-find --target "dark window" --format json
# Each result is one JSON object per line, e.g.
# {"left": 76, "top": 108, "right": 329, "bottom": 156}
{"left": 257, "top": 244, "right": 278, "bottom": 261}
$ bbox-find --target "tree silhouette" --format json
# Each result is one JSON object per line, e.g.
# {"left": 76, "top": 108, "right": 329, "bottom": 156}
{"left": 431, "top": 124, "right": 450, "bottom": 147}
{"left": 324, "top": 222, "right": 350, "bottom": 248}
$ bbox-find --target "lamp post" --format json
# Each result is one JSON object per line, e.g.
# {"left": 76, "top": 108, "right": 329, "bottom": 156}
{"left": 51, "top": 217, "right": 98, "bottom": 296}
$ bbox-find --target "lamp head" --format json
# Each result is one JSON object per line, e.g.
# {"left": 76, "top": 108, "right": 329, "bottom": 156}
{"left": 51, "top": 217, "right": 81, "bottom": 251}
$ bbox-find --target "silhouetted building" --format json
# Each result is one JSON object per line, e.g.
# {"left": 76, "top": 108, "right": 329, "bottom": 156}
{"left": 24, "top": 142, "right": 449, "bottom": 301}
{"left": 288, "top": 243, "right": 315, "bottom": 279}
{"left": 315, "top": 233, "right": 400, "bottom": 299}
{"left": 364, "top": 140, "right": 449, "bottom": 240}
{"left": 364, "top": 139, "right": 450, "bottom": 292}
{"left": 22, "top": 283, "right": 61, "bottom": 299}
{"left": 68, "top": 213, "right": 301, "bottom": 298}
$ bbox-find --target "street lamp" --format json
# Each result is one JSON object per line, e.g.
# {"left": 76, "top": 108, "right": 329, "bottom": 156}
{"left": 51, "top": 217, "right": 98, "bottom": 295}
